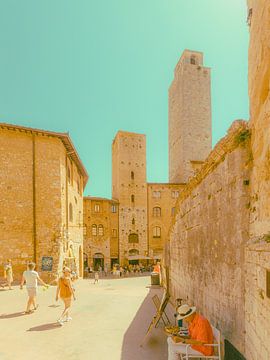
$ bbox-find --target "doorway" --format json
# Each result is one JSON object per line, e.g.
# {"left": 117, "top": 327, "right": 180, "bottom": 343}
{"left": 93, "top": 253, "right": 104, "bottom": 271}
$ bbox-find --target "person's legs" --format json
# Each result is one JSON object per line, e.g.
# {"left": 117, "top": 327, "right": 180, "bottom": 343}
{"left": 58, "top": 298, "right": 71, "bottom": 323}
{"left": 33, "top": 296, "right": 39, "bottom": 310}
{"left": 26, "top": 296, "right": 34, "bottom": 313}
{"left": 167, "top": 337, "right": 202, "bottom": 360}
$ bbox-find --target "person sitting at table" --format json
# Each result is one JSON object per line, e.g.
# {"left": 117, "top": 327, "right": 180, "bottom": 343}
{"left": 167, "top": 304, "right": 214, "bottom": 359}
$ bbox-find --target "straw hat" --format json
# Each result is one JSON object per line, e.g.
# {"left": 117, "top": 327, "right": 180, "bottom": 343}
{"left": 176, "top": 304, "right": 196, "bottom": 320}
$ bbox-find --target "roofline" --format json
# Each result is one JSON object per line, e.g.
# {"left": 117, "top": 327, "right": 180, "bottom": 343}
{"left": 147, "top": 182, "right": 186, "bottom": 186}
{"left": 0, "top": 122, "right": 89, "bottom": 186}
{"left": 114, "top": 130, "right": 146, "bottom": 138}
{"left": 183, "top": 49, "right": 203, "bottom": 55}
{"left": 84, "top": 196, "right": 119, "bottom": 203}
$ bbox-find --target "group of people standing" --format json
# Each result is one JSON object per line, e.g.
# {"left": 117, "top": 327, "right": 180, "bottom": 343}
{"left": 2, "top": 259, "right": 76, "bottom": 326}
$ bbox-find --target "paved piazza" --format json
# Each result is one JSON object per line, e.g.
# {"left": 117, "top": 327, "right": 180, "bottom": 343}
{"left": 0, "top": 276, "right": 169, "bottom": 360}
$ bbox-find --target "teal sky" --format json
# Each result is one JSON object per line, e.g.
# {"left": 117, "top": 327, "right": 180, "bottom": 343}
{"left": 0, "top": 0, "right": 249, "bottom": 198}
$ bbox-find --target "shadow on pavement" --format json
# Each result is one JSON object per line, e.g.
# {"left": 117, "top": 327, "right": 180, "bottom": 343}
{"left": 120, "top": 286, "right": 170, "bottom": 360}
{"left": 27, "top": 322, "right": 62, "bottom": 331}
{"left": 48, "top": 304, "right": 61, "bottom": 308}
{"left": 0, "top": 311, "right": 25, "bottom": 319}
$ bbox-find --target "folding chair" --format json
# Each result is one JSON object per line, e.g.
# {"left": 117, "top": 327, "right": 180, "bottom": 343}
{"left": 181, "top": 325, "right": 221, "bottom": 360}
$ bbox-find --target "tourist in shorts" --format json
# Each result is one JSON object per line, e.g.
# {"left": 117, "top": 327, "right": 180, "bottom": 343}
{"left": 55, "top": 267, "right": 76, "bottom": 325}
{"left": 20, "top": 262, "right": 48, "bottom": 314}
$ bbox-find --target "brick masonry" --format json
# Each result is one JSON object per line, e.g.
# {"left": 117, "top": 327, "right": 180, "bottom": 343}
{"left": 0, "top": 125, "right": 88, "bottom": 282}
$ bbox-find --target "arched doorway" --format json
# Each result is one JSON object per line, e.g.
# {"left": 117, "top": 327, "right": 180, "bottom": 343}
{"left": 83, "top": 252, "right": 88, "bottom": 269}
{"left": 93, "top": 253, "right": 104, "bottom": 271}
{"left": 128, "top": 249, "right": 139, "bottom": 265}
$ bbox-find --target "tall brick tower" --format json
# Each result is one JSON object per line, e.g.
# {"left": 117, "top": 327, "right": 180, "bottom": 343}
{"left": 169, "top": 49, "right": 212, "bottom": 183}
{"left": 112, "top": 131, "right": 148, "bottom": 265}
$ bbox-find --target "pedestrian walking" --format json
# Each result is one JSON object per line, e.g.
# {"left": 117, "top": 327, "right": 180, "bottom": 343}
{"left": 94, "top": 271, "right": 99, "bottom": 284}
{"left": 4, "top": 259, "right": 13, "bottom": 290}
{"left": 55, "top": 267, "right": 76, "bottom": 325}
{"left": 20, "top": 262, "right": 48, "bottom": 314}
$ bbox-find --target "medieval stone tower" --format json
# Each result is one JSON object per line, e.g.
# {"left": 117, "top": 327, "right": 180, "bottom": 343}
{"left": 112, "top": 131, "right": 148, "bottom": 264}
{"left": 169, "top": 49, "right": 212, "bottom": 183}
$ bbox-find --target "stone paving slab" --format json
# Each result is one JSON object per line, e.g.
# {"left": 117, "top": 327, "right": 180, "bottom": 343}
{"left": 0, "top": 276, "right": 171, "bottom": 360}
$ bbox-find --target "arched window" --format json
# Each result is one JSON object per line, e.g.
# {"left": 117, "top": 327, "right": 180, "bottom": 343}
{"left": 153, "top": 191, "right": 161, "bottom": 198}
{"left": 132, "top": 218, "right": 135, "bottom": 225}
{"left": 131, "top": 195, "right": 135, "bottom": 203}
{"left": 153, "top": 226, "right": 161, "bottom": 238}
{"left": 128, "top": 233, "right": 139, "bottom": 243}
{"left": 98, "top": 224, "right": 104, "bottom": 236}
{"left": 171, "top": 207, "right": 175, "bottom": 216}
{"left": 69, "top": 203, "right": 73, "bottom": 222}
{"left": 131, "top": 171, "right": 134, "bottom": 180}
{"left": 153, "top": 207, "right": 161, "bottom": 217}
{"left": 129, "top": 248, "right": 139, "bottom": 255}
{"left": 190, "top": 55, "right": 196, "bottom": 65}
{"left": 92, "top": 224, "right": 97, "bottom": 236}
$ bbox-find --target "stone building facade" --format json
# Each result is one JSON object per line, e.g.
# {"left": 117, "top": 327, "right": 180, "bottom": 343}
{"left": 84, "top": 131, "right": 184, "bottom": 268}
{"left": 166, "top": 2, "right": 270, "bottom": 359}
{"left": 167, "top": 121, "right": 251, "bottom": 355}
{"left": 169, "top": 49, "right": 212, "bottom": 184}
{"left": 83, "top": 197, "right": 119, "bottom": 270}
{"left": 0, "top": 123, "right": 88, "bottom": 281}
{"left": 147, "top": 183, "right": 185, "bottom": 259}
{"left": 245, "top": 1, "right": 270, "bottom": 358}
{"left": 112, "top": 131, "right": 148, "bottom": 265}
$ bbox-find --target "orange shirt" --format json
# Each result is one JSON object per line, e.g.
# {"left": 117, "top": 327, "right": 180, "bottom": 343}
{"left": 188, "top": 314, "right": 214, "bottom": 356}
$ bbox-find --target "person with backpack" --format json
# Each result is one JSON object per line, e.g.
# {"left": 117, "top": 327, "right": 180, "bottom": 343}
{"left": 55, "top": 267, "right": 76, "bottom": 325}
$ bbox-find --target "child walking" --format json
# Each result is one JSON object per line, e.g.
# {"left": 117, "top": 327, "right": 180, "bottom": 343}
{"left": 55, "top": 267, "right": 76, "bottom": 325}
{"left": 94, "top": 271, "right": 99, "bottom": 284}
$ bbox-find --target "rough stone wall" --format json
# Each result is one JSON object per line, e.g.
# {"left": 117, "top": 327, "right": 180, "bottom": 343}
{"left": 169, "top": 50, "right": 212, "bottom": 184}
{"left": 83, "top": 198, "right": 116, "bottom": 270}
{"left": 66, "top": 156, "right": 84, "bottom": 277}
{"left": 109, "top": 201, "right": 119, "bottom": 260}
{"left": 245, "top": 1, "right": 270, "bottom": 358}
{"left": 112, "top": 131, "right": 148, "bottom": 265}
{"left": 0, "top": 129, "right": 34, "bottom": 278}
{"left": 0, "top": 126, "right": 85, "bottom": 281}
{"left": 147, "top": 183, "right": 184, "bottom": 257}
{"left": 35, "top": 135, "right": 63, "bottom": 281}
{"left": 168, "top": 121, "right": 251, "bottom": 354}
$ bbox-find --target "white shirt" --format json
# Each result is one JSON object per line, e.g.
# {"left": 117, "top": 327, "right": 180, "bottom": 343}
{"left": 23, "top": 270, "right": 39, "bottom": 288}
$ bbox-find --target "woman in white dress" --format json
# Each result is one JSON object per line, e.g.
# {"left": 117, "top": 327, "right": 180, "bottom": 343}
{"left": 5, "top": 259, "right": 13, "bottom": 290}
